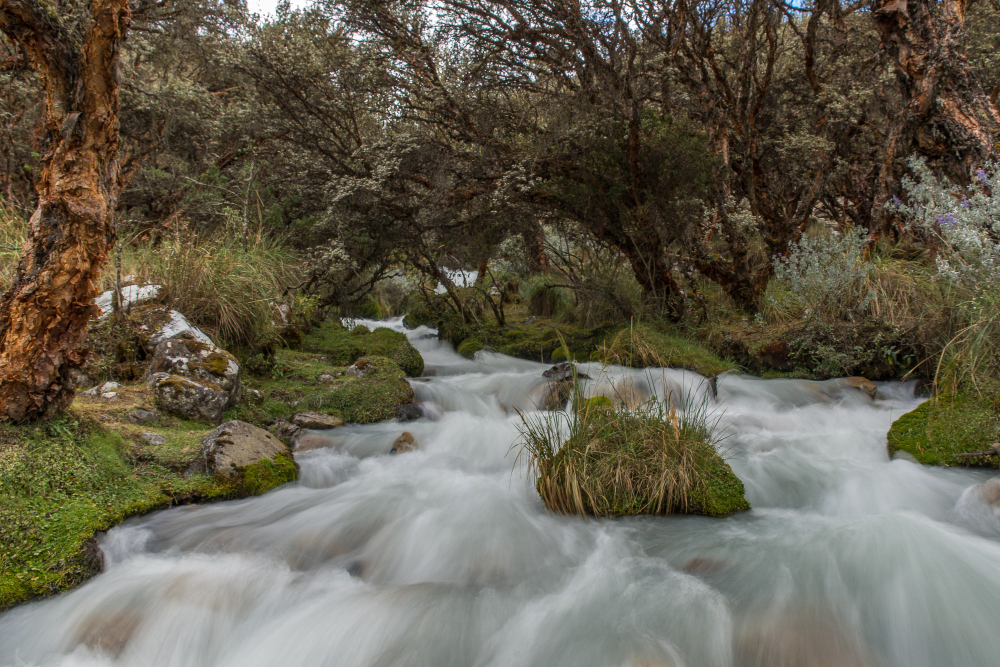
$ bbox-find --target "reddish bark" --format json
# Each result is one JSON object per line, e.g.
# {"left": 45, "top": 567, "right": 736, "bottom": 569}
{"left": 0, "top": 1, "right": 130, "bottom": 421}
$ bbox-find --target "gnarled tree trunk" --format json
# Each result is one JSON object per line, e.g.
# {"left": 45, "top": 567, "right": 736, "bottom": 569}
{"left": 0, "top": 1, "right": 130, "bottom": 421}
{"left": 874, "top": 0, "right": 1000, "bottom": 206}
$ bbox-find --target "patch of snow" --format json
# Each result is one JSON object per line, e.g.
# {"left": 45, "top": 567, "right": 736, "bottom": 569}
{"left": 95, "top": 284, "right": 163, "bottom": 319}
{"left": 148, "top": 310, "right": 214, "bottom": 347}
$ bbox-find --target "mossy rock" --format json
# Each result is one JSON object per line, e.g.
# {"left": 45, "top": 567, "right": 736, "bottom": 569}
{"left": 887, "top": 392, "right": 1000, "bottom": 467}
{"left": 598, "top": 323, "right": 737, "bottom": 377}
{"left": 456, "top": 338, "right": 484, "bottom": 358}
{"left": 301, "top": 321, "right": 423, "bottom": 376}
{"left": 232, "top": 452, "right": 297, "bottom": 496}
{"left": 531, "top": 409, "right": 749, "bottom": 518}
{"left": 231, "top": 352, "right": 415, "bottom": 426}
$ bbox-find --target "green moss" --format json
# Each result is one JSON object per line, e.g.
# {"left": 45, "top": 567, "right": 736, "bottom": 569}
{"left": 456, "top": 338, "right": 484, "bottom": 358}
{"left": 231, "top": 351, "right": 414, "bottom": 426}
{"left": 0, "top": 416, "right": 240, "bottom": 612}
{"left": 582, "top": 396, "right": 614, "bottom": 411}
{"left": 235, "top": 452, "right": 297, "bottom": 496}
{"left": 201, "top": 352, "right": 232, "bottom": 376}
{"left": 887, "top": 392, "right": 1000, "bottom": 467}
{"left": 599, "top": 322, "right": 737, "bottom": 377}
{"left": 301, "top": 321, "right": 423, "bottom": 376}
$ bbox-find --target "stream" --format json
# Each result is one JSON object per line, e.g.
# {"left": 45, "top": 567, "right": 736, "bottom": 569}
{"left": 3, "top": 317, "right": 1000, "bottom": 666}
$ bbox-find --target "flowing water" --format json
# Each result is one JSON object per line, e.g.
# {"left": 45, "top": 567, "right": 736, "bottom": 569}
{"left": 3, "top": 318, "right": 1000, "bottom": 667}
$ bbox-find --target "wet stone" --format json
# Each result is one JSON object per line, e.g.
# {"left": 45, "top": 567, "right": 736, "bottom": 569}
{"left": 291, "top": 412, "right": 344, "bottom": 430}
{"left": 391, "top": 431, "right": 417, "bottom": 454}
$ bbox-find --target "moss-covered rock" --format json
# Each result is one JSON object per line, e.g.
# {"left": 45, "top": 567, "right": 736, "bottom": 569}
{"left": 301, "top": 321, "right": 423, "bottom": 376}
{"left": 232, "top": 351, "right": 415, "bottom": 426}
{"left": 887, "top": 392, "right": 1000, "bottom": 467}
{"left": 598, "top": 322, "right": 738, "bottom": 377}
{"left": 526, "top": 405, "right": 749, "bottom": 518}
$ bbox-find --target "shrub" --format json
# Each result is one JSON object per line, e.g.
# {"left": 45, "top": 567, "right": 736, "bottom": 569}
{"left": 519, "top": 392, "right": 748, "bottom": 517}
{"left": 520, "top": 275, "right": 571, "bottom": 318}
{"left": 893, "top": 160, "right": 1000, "bottom": 390}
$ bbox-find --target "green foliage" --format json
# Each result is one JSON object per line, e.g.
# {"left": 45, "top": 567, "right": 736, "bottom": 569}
{"left": 887, "top": 393, "right": 1000, "bottom": 467}
{"left": 519, "top": 393, "right": 748, "bottom": 517}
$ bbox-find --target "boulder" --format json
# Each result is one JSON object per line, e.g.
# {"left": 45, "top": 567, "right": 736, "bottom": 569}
{"left": 202, "top": 420, "right": 296, "bottom": 494}
{"left": 542, "top": 381, "right": 573, "bottom": 411}
{"left": 542, "top": 362, "right": 590, "bottom": 382}
{"left": 148, "top": 337, "right": 241, "bottom": 423}
{"left": 139, "top": 432, "right": 167, "bottom": 447}
{"left": 395, "top": 403, "right": 423, "bottom": 422}
{"left": 844, "top": 376, "right": 878, "bottom": 399}
{"left": 267, "top": 419, "right": 301, "bottom": 441}
{"left": 95, "top": 284, "right": 163, "bottom": 319}
{"left": 291, "top": 412, "right": 344, "bottom": 430}
{"left": 150, "top": 373, "right": 232, "bottom": 424}
{"left": 140, "top": 308, "right": 213, "bottom": 348}
{"left": 294, "top": 432, "right": 331, "bottom": 452}
{"left": 128, "top": 408, "right": 159, "bottom": 424}
{"left": 391, "top": 431, "right": 417, "bottom": 454}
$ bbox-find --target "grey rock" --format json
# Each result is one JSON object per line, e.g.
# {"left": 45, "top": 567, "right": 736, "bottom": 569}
{"left": 81, "top": 386, "right": 100, "bottom": 397}
{"left": 395, "top": 404, "right": 423, "bottom": 422}
{"left": 542, "top": 362, "right": 590, "bottom": 383}
{"left": 317, "top": 373, "right": 336, "bottom": 384}
{"left": 346, "top": 360, "right": 373, "bottom": 378}
{"left": 150, "top": 372, "right": 231, "bottom": 424}
{"left": 139, "top": 432, "right": 167, "bottom": 447}
{"left": 291, "top": 412, "right": 344, "bottom": 430}
{"left": 268, "top": 419, "right": 301, "bottom": 441}
{"left": 99, "top": 381, "right": 121, "bottom": 393}
{"left": 101, "top": 392, "right": 119, "bottom": 400}
{"left": 148, "top": 337, "right": 241, "bottom": 422}
{"left": 202, "top": 420, "right": 291, "bottom": 480}
{"left": 128, "top": 408, "right": 159, "bottom": 424}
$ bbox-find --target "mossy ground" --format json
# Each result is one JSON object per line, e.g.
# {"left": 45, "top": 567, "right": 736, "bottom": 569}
{"left": 300, "top": 321, "right": 423, "bottom": 376}
{"left": 232, "top": 351, "right": 414, "bottom": 425}
{"left": 0, "top": 396, "right": 243, "bottom": 612}
{"left": 887, "top": 392, "right": 1000, "bottom": 467}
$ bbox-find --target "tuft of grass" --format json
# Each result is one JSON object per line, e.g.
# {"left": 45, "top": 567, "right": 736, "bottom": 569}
{"left": 106, "top": 230, "right": 300, "bottom": 357}
{"left": 600, "top": 322, "right": 737, "bottom": 377}
{"left": 520, "top": 275, "right": 571, "bottom": 319}
{"left": 519, "top": 388, "right": 748, "bottom": 517}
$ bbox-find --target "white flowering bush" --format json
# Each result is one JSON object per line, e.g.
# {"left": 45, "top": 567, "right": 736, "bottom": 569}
{"left": 769, "top": 227, "right": 873, "bottom": 320}
{"left": 893, "top": 158, "right": 1000, "bottom": 291}
{"left": 892, "top": 159, "right": 1000, "bottom": 388}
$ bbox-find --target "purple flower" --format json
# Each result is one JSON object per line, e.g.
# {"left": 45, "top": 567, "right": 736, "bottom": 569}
{"left": 777, "top": 252, "right": 783, "bottom": 257}
{"left": 936, "top": 212, "right": 956, "bottom": 225}
{"left": 961, "top": 199, "right": 971, "bottom": 208}
{"left": 892, "top": 196, "right": 902, "bottom": 206}
{"left": 976, "top": 168, "right": 989, "bottom": 185}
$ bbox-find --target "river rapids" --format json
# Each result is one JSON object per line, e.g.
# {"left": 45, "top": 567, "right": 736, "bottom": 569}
{"left": 2, "top": 317, "right": 1000, "bottom": 667}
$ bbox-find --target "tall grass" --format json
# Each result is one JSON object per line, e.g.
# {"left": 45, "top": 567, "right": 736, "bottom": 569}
{"left": 0, "top": 203, "right": 26, "bottom": 292}
{"left": 110, "top": 230, "right": 300, "bottom": 354}
{"left": 518, "top": 382, "right": 747, "bottom": 517}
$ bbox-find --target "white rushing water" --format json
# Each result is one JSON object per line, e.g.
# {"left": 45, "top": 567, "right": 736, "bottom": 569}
{"left": 3, "top": 317, "right": 1000, "bottom": 667}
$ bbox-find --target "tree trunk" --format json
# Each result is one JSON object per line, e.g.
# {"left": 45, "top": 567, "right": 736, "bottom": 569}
{"left": 874, "top": 0, "right": 1000, "bottom": 186}
{"left": 0, "top": 1, "right": 130, "bottom": 421}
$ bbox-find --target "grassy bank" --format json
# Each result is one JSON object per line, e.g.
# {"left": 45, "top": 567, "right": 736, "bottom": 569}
{"left": 0, "top": 319, "right": 421, "bottom": 612}
{"left": 887, "top": 392, "right": 1000, "bottom": 467}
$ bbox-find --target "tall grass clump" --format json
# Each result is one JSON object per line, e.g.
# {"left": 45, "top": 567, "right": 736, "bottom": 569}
{"left": 894, "top": 159, "right": 1000, "bottom": 392}
{"left": 520, "top": 275, "right": 571, "bottom": 318}
{"left": 111, "top": 230, "right": 300, "bottom": 355}
{"left": 519, "top": 388, "right": 749, "bottom": 517}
